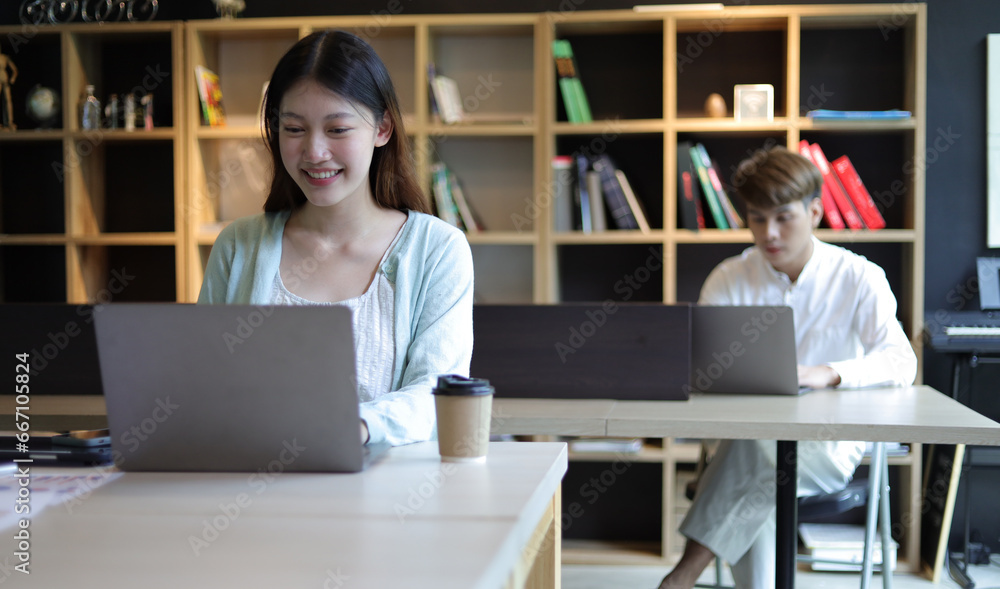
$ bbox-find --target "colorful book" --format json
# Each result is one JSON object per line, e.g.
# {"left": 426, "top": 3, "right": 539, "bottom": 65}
{"left": 809, "top": 143, "right": 865, "bottom": 229}
{"left": 676, "top": 140, "right": 704, "bottom": 230}
{"left": 806, "top": 109, "right": 911, "bottom": 121}
{"left": 706, "top": 155, "right": 744, "bottom": 229}
{"left": 195, "top": 65, "right": 226, "bottom": 127}
{"left": 615, "top": 169, "right": 651, "bottom": 233}
{"left": 574, "top": 152, "right": 593, "bottom": 232}
{"left": 832, "top": 155, "right": 886, "bottom": 230}
{"left": 586, "top": 170, "right": 608, "bottom": 232}
{"left": 590, "top": 154, "right": 638, "bottom": 230}
{"left": 798, "top": 140, "right": 846, "bottom": 230}
{"left": 552, "top": 40, "right": 592, "bottom": 123}
{"left": 448, "top": 170, "right": 483, "bottom": 232}
{"left": 430, "top": 162, "right": 461, "bottom": 228}
{"left": 689, "top": 143, "right": 728, "bottom": 229}
{"left": 552, "top": 155, "right": 575, "bottom": 232}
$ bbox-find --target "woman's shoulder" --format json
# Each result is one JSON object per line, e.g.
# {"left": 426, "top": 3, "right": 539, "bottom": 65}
{"left": 218, "top": 211, "right": 290, "bottom": 242}
{"left": 401, "top": 210, "right": 465, "bottom": 243}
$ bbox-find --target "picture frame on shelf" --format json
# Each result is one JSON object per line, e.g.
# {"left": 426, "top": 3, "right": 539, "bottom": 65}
{"left": 734, "top": 83, "right": 774, "bottom": 122}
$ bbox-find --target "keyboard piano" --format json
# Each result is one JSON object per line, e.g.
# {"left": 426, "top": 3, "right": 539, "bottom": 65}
{"left": 924, "top": 310, "right": 1000, "bottom": 354}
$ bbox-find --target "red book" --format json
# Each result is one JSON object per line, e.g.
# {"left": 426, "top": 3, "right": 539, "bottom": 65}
{"left": 832, "top": 155, "right": 886, "bottom": 230}
{"left": 809, "top": 143, "right": 865, "bottom": 229}
{"left": 797, "top": 140, "right": 845, "bottom": 230}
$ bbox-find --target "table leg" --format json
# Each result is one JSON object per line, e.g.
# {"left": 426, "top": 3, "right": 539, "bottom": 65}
{"left": 776, "top": 440, "right": 798, "bottom": 589}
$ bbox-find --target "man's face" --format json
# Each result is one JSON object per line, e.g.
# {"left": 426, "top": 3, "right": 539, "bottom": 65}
{"left": 745, "top": 196, "right": 823, "bottom": 280}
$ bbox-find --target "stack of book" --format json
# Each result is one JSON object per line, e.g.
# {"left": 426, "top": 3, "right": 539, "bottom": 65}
{"left": 676, "top": 141, "right": 743, "bottom": 230}
{"left": 799, "top": 140, "right": 886, "bottom": 231}
{"left": 552, "top": 153, "right": 650, "bottom": 233}
{"left": 430, "top": 161, "right": 482, "bottom": 233}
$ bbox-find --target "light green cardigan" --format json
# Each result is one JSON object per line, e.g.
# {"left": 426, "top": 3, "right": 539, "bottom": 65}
{"left": 198, "top": 210, "right": 474, "bottom": 446}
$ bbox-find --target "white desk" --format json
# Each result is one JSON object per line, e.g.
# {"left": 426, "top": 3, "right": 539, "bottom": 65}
{"left": 491, "top": 385, "right": 1000, "bottom": 589}
{"left": 0, "top": 441, "right": 567, "bottom": 589}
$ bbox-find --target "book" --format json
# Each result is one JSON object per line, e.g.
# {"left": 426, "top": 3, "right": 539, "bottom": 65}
{"left": 706, "top": 155, "right": 744, "bottom": 229}
{"left": 590, "top": 154, "right": 639, "bottom": 230}
{"left": 809, "top": 142, "right": 865, "bottom": 230}
{"left": 552, "top": 155, "right": 575, "bottom": 232}
{"left": 448, "top": 170, "right": 483, "bottom": 233}
{"left": 798, "top": 523, "right": 897, "bottom": 572}
{"left": 586, "top": 170, "right": 608, "bottom": 232}
{"left": 574, "top": 152, "right": 592, "bottom": 232}
{"left": 798, "top": 140, "right": 846, "bottom": 230}
{"left": 430, "top": 162, "right": 461, "bottom": 228}
{"left": 429, "top": 72, "right": 465, "bottom": 124}
{"left": 676, "top": 140, "right": 704, "bottom": 230}
{"left": 806, "top": 109, "right": 911, "bottom": 121}
{"left": 552, "top": 39, "right": 593, "bottom": 123}
{"left": 689, "top": 143, "right": 728, "bottom": 229}
{"left": 831, "top": 155, "right": 886, "bottom": 230}
{"left": 194, "top": 65, "right": 226, "bottom": 127}
{"left": 615, "top": 169, "right": 651, "bottom": 233}
{"left": 568, "top": 437, "right": 643, "bottom": 454}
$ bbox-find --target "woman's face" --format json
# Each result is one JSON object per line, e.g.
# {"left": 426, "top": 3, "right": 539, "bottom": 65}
{"left": 277, "top": 79, "right": 391, "bottom": 209}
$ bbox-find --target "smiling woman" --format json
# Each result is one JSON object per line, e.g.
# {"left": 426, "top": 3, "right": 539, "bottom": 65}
{"left": 198, "top": 31, "right": 474, "bottom": 448}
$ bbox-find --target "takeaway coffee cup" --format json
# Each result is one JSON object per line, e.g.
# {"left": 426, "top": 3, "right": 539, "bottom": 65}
{"left": 433, "top": 374, "right": 494, "bottom": 462}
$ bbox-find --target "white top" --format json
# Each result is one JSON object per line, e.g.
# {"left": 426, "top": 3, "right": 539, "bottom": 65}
{"left": 269, "top": 227, "right": 404, "bottom": 403}
{"left": 699, "top": 236, "right": 918, "bottom": 485}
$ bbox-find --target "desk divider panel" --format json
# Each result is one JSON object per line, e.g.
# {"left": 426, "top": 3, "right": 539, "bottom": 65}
{"left": 471, "top": 303, "right": 691, "bottom": 401}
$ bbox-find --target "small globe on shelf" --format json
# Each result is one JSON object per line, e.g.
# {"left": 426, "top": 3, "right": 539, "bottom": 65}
{"left": 26, "top": 84, "right": 60, "bottom": 129}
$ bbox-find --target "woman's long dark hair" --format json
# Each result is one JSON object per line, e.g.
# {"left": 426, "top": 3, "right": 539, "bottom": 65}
{"left": 261, "top": 30, "right": 429, "bottom": 214}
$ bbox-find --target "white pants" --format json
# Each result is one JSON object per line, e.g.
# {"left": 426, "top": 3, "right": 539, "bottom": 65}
{"left": 679, "top": 439, "right": 863, "bottom": 589}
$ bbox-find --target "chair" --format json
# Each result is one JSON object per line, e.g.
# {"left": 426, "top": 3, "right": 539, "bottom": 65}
{"left": 688, "top": 442, "right": 894, "bottom": 589}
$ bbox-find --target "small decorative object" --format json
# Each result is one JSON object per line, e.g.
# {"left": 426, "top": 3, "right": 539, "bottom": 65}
{"left": 704, "top": 92, "right": 727, "bottom": 118}
{"left": 26, "top": 84, "right": 59, "bottom": 130}
{"left": 0, "top": 51, "right": 17, "bottom": 131}
{"left": 734, "top": 84, "right": 774, "bottom": 122}
{"left": 213, "top": 0, "right": 246, "bottom": 19}
{"left": 79, "top": 84, "right": 101, "bottom": 130}
{"left": 140, "top": 92, "right": 154, "bottom": 130}
{"left": 105, "top": 93, "right": 121, "bottom": 129}
{"left": 124, "top": 92, "right": 136, "bottom": 132}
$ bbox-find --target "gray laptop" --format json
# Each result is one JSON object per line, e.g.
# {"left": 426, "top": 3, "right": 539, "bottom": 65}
{"left": 93, "top": 304, "right": 389, "bottom": 472}
{"left": 690, "top": 305, "right": 804, "bottom": 395}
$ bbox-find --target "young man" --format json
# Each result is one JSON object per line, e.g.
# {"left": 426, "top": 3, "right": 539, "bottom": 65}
{"left": 657, "top": 145, "right": 917, "bottom": 589}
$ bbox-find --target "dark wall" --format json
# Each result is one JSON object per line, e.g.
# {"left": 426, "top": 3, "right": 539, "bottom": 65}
{"left": 2, "top": 0, "right": 997, "bottom": 553}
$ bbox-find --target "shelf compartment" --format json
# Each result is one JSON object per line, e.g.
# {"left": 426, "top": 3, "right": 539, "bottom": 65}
{"left": 799, "top": 131, "right": 911, "bottom": 230}
{"left": 799, "top": 21, "right": 911, "bottom": 114}
{"left": 66, "top": 29, "right": 176, "bottom": 131}
{"left": 470, "top": 244, "right": 533, "bottom": 304}
{"left": 558, "top": 243, "right": 665, "bottom": 303}
{"left": 0, "top": 141, "right": 64, "bottom": 235}
{"left": 561, "top": 460, "right": 664, "bottom": 545}
{"left": 70, "top": 140, "right": 175, "bottom": 235}
{"left": 676, "top": 242, "right": 750, "bottom": 303}
{"left": 674, "top": 26, "right": 787, "bottom": 119}
{"left": 0, "top": 245, "right": 66, "bottom": 302}
{"left": 191, "top": 137, "right": 270, "bottom": 233}
{"left": 553, "top": 28, "right": 663, "bottom": 122}
{"left": 428, "top": 24, "right": 535, "bottom": 126}
{"left": 556, "top": 133, "right": 664, "bottom": 231}
{"left": 433, "top": 136, "right": 534, "bottom": 233}
{"left": 72, "top": 244, "right": 176, "bottom": 303}
{"left": 1, "top": 31, "right": 63, "bottom": 131}
{"left": 189, "top": 27, "right": 300, "bottom": 128}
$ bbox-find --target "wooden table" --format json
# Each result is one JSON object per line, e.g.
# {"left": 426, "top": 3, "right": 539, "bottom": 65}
{"left": 0, "top": 441, "right": 566, "bottom": 589}
{"left": 491, "top": 385, "right": 1000, "bottom": 589}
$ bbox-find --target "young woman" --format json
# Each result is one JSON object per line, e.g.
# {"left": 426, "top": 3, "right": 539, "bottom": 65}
{"left": 198, "top": 31, "right": 474, "bottom": 447}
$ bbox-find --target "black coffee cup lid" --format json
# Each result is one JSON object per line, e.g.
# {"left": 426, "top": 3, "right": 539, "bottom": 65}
{"left": 433, "top": 374, "right": 494, "bottom": 396}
